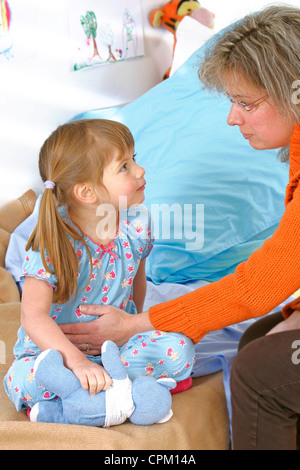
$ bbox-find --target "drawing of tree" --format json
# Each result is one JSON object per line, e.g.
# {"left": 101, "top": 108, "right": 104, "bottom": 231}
{"left": 80, "top": 11, "right": 102, "bottom": 60}
{"left": 99, "top": 23, "right": 117, "bottom": 62}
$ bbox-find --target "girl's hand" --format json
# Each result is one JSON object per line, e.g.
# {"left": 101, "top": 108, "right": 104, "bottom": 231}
{"left": 72, "top": 359, "right": 112, "bottom": 396}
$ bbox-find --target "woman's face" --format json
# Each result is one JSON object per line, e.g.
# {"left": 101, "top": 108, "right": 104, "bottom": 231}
{"left": 224, "top": 73, "right": 295, "bottom": 150}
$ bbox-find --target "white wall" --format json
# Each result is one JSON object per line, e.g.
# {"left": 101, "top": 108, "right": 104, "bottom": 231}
{"left": 1, "top": 0, "right": 300, "bottom": 207}
{"left": 209, "top": 0, "right": 300, "bottom": 32}
{"left": 1, "top": 0, "right": 174, "bottom": 206}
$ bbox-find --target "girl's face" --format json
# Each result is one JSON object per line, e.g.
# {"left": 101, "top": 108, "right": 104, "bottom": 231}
{"left": 224, "top": 73, "right": 295, "bottom": 150}
{"left": 100, "top": 148, "right": 146, "bottom": 209}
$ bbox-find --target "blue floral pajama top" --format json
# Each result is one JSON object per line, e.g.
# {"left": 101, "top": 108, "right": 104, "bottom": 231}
{"left": 14, "top": 204, "right": 154, "bottom": 359}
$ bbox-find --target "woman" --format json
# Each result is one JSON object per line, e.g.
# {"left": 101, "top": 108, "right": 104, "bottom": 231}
{"left": 60, "top": 6, "right": 300, "bottom": 449}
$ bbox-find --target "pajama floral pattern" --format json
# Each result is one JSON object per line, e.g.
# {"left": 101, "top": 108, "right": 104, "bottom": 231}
{"left": 4, "top": 205, "right": 195, "bottom": 411}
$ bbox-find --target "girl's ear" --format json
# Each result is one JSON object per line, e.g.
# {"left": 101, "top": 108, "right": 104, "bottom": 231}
{"left": 73, "top": 183, "right": 97, "bottom": 205}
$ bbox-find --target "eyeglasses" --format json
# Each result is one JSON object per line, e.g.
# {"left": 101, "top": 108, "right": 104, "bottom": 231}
{"left": 225, "top": 94, "right": 268, "bottom": 112}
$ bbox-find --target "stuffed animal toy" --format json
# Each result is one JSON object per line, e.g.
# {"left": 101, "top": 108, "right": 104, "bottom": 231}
{"left": 150, "top": 0, "right": 215, "bottom": 79}
{"left": 30, "top": 340, "right": 177, "bottom": 427}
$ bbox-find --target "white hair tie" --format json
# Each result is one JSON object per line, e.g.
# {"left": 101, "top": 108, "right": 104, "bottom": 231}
{"left": 44, "top": 180, "right": 55, "bottom": 190}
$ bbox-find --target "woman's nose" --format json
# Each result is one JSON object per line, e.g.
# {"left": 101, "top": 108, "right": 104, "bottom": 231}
{"left": 227, "top": 104, "right": 245, "bottom": 127}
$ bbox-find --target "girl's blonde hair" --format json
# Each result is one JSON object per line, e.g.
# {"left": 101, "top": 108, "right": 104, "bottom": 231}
{"left": 27, "top": 119, "right": 134, "bottom": 303}
{"left": 199, "top": 5, "right": 300, "bottom": 124}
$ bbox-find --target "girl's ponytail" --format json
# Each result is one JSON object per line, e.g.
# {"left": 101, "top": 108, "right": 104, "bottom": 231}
{"left": 26, "top": 182, "right": 83, "bottom": 303}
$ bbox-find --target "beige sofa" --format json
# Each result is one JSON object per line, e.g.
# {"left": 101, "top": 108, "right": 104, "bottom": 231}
{"left": 0, "top": 190, "right": 229, "bottom": 450}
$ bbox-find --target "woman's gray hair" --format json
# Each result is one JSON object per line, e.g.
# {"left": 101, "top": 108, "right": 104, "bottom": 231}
{"left": 199, "top": 4, "right": 300, "bottom": 125}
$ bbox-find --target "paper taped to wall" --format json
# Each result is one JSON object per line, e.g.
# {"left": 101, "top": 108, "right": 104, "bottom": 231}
{"left": 69, "top": 0, "right": 145, "bottom": 71}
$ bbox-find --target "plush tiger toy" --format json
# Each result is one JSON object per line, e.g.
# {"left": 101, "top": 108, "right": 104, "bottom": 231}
{"left": 150, "top": 0, "right": 214, "bottom": 79}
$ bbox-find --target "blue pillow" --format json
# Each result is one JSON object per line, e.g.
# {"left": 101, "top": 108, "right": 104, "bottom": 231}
{"left": 72, "top": 31, "right": 289, "bottom": 285}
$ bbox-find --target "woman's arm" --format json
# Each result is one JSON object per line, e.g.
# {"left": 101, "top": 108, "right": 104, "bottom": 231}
{"left": 21, "top": 277, "right": 111, "bottom": 394}
{"left": 148, "top": 182, "right": 300, "bottom": 342}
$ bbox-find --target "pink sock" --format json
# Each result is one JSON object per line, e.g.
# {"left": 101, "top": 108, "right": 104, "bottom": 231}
{"left": 170, "top": 376, "right": 192, "bottom": 394}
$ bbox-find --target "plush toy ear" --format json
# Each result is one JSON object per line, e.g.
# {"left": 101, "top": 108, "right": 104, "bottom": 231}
{"left": 156, "top": 377, "right": 177, "bottom": 391}
{"left": 101, "top": 340, "right": 127, "bottom": 380}
{"left": 150, "top": 9, "right": 164, "bottom": 28}
{"left": 34, "top": 349, "right": 81, "bottom": 399}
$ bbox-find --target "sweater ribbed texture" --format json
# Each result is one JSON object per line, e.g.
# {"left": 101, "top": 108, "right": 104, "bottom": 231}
{"left": 149, "top": 125, "right": 300, "bottom": 343}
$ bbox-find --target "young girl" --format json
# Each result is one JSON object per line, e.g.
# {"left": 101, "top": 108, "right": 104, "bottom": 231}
{"left": 4, "top": 119, "right": 195, "bottom": 413}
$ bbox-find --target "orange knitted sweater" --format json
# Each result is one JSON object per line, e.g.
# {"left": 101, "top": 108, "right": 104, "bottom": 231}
{"left": 149, "top": 124, "right": 300, "bottom": 344}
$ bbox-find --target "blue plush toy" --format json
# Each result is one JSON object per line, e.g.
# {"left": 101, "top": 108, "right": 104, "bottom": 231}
{"left": 30, "top": 340, "right": 176, "bottom": 427}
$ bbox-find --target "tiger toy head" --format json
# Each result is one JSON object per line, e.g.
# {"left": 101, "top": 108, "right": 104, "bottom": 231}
{"left": 150, "top": 0, "right": 201, "bottom": 35}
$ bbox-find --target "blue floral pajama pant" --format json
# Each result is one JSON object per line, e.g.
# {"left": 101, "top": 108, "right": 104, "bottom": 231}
{"left": 4, "top": 330, "right": 195, "bottom": 411}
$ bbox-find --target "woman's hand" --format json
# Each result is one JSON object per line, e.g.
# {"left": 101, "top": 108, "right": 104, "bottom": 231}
{"left": 267, "top": 310, "right": 300, "bottom": 335}
{"left": 72, "top": 358, "right": 112, "bottom": 396}
{"left": 59, "top": 305, "right": 154, "bottom": 354}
